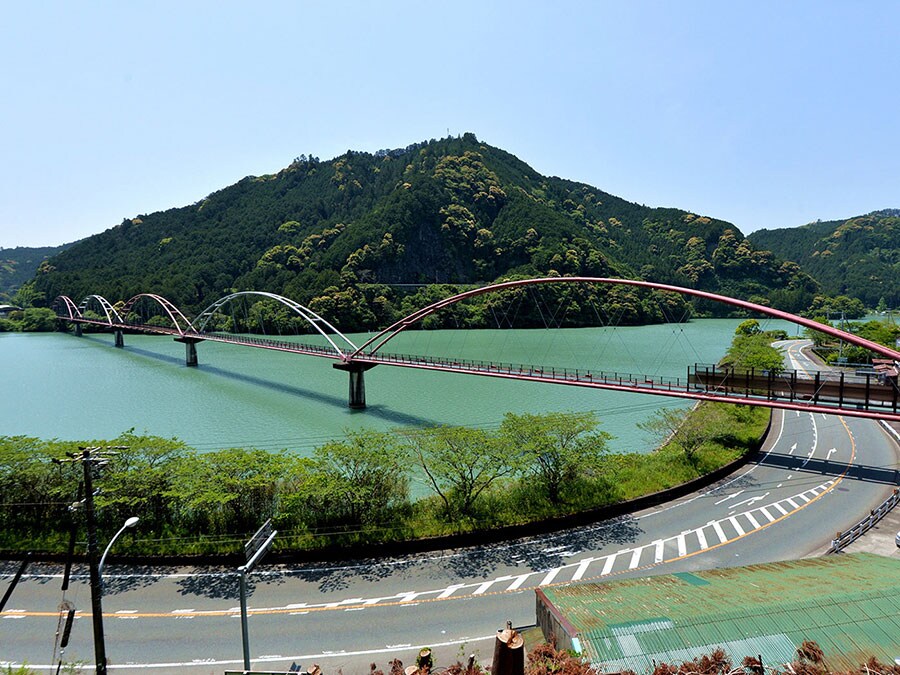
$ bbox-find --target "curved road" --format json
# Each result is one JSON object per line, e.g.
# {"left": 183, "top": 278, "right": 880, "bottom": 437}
{"left": 3, "top": 342, "right": 899, "bottom": 673}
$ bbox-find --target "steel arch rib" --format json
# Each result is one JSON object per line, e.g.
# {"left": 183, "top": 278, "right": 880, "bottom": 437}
{"left": 192, "top": 291, "right": 358, "bottom": 357}
{"left": 351, "top": 277, "right": 900, "bottom": 362}
{"left": 120, "top": 293, "right": 196, "bottom": 337}
{"left": 77, "top": 294, "right": 123, "bottom": 326}
{"left": 53, "top": 295, "right": 82, "bottom": 320}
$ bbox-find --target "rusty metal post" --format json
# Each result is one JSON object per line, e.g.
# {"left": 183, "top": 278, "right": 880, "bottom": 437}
{"left": 492, "top": 621, "right": 524, "bottom": 675}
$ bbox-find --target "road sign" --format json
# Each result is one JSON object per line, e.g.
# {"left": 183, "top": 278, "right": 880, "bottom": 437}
{"left": 244, "top": 519, "right": 277, "bottom": 572}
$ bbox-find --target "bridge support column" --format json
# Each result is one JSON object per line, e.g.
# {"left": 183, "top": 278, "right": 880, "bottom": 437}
{"left": 333, "top": 362, "right": 377, "bottom": 409}
{"left": 175, "top": 337, "right": 204, "bottom": 367}
{"left": 74, "top": 323, "right": 83, "bottom": 337}
{"left": 114, "top": 328, "right": 124, "bottom": 348}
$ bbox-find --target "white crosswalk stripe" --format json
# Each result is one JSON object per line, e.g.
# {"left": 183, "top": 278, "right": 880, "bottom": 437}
{"left": 695, "top": 527, "right": 709, "bottom": 550}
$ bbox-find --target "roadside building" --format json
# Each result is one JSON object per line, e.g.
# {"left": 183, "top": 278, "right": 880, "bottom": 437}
{"left": 536, "top": 553, "right": 900, "bottom": 672}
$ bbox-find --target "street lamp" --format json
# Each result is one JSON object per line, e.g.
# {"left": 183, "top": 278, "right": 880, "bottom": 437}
{"left": 98, "top": 516, "right": 139, "bottom": 579}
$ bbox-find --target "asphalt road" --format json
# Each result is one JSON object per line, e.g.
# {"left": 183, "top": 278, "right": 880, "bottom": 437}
{"left": 3, "top": 341, "right": 899, "bottom": 674}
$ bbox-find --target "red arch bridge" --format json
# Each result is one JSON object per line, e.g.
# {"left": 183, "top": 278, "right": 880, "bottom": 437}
{"left": 52, "top": 277, "right": 900, "bottom": 422}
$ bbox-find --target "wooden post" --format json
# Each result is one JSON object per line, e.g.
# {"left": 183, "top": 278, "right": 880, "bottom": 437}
{"left": 492, "top": 621, "right": 524, "bottom": 675}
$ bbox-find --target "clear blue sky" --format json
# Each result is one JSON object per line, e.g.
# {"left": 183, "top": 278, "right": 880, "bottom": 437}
{"left": 2, "top": 1, "right": 898, "bottom": 248}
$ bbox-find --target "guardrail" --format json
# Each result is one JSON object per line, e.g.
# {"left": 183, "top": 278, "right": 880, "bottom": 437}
{"left": 827, "top": 487, "right": 900, "bottom": 553}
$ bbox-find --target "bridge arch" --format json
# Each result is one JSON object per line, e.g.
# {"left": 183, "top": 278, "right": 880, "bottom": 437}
{"left": 193, "top": 291, "right": 359, "bottom": 357}
{"left": 120, "top": 293, "right": 195, "bottom": 337}
{"left": 351, "top": 277, "right": 900, "bottom": 362}
{"left": 52, "top": 295, "right": 82, "bottom": 321}
{"left": 77, "top": 294, "right": 123, "bottom": 326}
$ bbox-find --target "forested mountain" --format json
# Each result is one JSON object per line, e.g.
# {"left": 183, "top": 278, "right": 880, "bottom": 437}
{"left": 749, "top": 210, "right": 899, "bottom": 308}
{"left": 29, "top": 134, "right": 819, "bottom": 329}
{"left": 0, "top": 243, "right": 71, "bottom": 299}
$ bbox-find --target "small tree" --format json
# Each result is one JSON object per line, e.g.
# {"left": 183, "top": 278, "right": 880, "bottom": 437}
{"left": 312, "top": 430, "right": 410, "bottom": 526}
{"left": 500, "top": 411, "right": 610, "bottom": 504}
{"left": 639, "top": 404, "right": 726, "bottom": 467}
{"left": 402, "top": 426, "right": 520, "bottom": 518}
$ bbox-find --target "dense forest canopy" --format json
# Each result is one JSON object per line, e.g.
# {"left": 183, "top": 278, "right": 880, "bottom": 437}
{"left": 749, "top": 210, "right": 900, "bottom": 308}
{"left": 26, "top": 134, "right": 828, "bottom": 330}
{"left": 0, "top": 243, "right": 71, "bottom": 300}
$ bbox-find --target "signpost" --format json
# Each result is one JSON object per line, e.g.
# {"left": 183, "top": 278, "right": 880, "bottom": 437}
{"left": 239, "top": 519, "right": 277, "bottom": 673}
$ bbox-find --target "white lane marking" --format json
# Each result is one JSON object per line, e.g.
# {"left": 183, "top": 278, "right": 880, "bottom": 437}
{"left": 714, "top": 490, "right": 743, "bottom": 505}
{"left": 786, "top": 498, "right": 800, "bottom": 509}
{"left": 730, "top": 493, "right": 769, "bottom": 509}
{"left": 772, "top": 502, "right": 789, "bottom": 515}
{"left": 758, "top": 506, "right": 776, "bottom": 522}
{"left": 797, "top": 493, "right": 811, "bottom": 503}
{"left": 695, "top": 527, "right": 708, "bottom": 550}
{"left": 571, "top": 557, "right": 595, "bottom": 581}
{"left": 601, "top": 554, "right": 617, "bottom": 576}
{"left": 827, "top": 447, "right": 837, "bottom": 460}
{"left": 116, "top": 610, "right": 138, "bottom": 614}
{"left": 539, "top": 569, "right": 561, "bottom": 587}
{"left": 745, "top": 512, "right": 761, "bottom": 530}
{"left": 436, "top": 584, "right": 465, "bottom": 599}
{"left": 676, "top": 533, "right": 687, "bottom": 557}
{"left": 727, "top": 516, "right": 746, "bottom": 537}
{"left": 628, "top": 547, "right": 644, "bottom": 569}
{"left": 172, "top": 609, "right": 195, "bottom": 614}
{"left": 788, "top": 443, "right": 797, "bottom": 455}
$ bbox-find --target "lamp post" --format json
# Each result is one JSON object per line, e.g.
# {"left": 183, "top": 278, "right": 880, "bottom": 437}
{"left": 98, "top": 516, "right": 139, "bottom": 580}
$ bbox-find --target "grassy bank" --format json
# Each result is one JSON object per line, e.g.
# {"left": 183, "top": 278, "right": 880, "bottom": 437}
{"left": 0, "top": 404, "right": 769, "bottom": 558}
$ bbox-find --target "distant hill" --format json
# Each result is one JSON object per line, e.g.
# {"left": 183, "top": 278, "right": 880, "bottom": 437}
{"left": 30, "top": 134, "right": 818, "bottom": 329}
{"left": 0, "top": 243, "right": 71, "bottom": 298}
{"left": 749, "top": 210, "right": 899, "bottom": 308}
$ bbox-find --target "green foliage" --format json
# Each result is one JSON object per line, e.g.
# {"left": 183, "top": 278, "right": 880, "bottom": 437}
{"left": 735, "top": 319, "right": 761, "bottom": 336}
{"left": 0, "top": 243, "right": 70, "bottom": 296}
{"left": 822, "top": 318, "right": 900, "bottom": 365}
{"left": 0, "top": 405, "right": 768, "bottom": 555}
{"left": 722, "top": 333, "right": 785, "bottom": 372}
{"left": 805, "top": 294, "right": 867, "bottom": 320}
{"left": 639, "top": 404, "right": 730, "bottom": 467}
{"left": 750, "top": 210, "right": 900, "bottom": 308}
{"left": 500, "top": 411, "right": 610, "bottom": 504}
{"left": 402, "top": 426, "right": 520, "bottom": 519}
{"left": 312, "top": 431, "right": 410, "bottom": 526}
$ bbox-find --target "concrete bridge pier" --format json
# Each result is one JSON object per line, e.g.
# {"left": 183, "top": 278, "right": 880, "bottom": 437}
{"left": 333, "top": 361, "right": 377, "bottom": 409}
{"left": 74, "top": 323, "right": 83, "bottom": 337}
{"left": 175, "top": 336, "right": 203, "bottom": 367}
{"left": 114, "top": 328, "right": 124, "bottom": 348}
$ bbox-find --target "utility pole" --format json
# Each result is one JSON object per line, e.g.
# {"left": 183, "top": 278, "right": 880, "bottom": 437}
{"left": 55, "top": 446, "right": 124, "bottom": 675}
{"left": 81, "top": 447, "right": 107, "bottom": 675}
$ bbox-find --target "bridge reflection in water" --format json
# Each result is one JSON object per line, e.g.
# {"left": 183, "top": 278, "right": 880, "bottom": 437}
{"left": 52, "top": 277, "right": 900, "bottom": 421}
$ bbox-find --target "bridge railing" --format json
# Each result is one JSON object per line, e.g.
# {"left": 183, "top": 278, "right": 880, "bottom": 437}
{"left": 690, "top": 363, "right": 899, "bottom": 413}
{"left": 200, "top": 331, "right": 342, "bottom": 357}
{"left": 363, "top": 350, "right": 690, "bottom": 391}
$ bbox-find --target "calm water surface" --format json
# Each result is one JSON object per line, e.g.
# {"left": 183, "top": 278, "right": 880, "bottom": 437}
{"left": 1, "top": 318, "right": 800, "bottom": 455}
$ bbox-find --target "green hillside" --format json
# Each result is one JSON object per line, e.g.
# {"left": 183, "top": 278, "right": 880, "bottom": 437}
{"left": 29, "top": 134, "right": 818, "bottom": 329}
{"left": 0, "top": 244, "right": 71, "bottom": 299}
{"left": 749, "top": 210, "right": 899, "bottom": 308}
